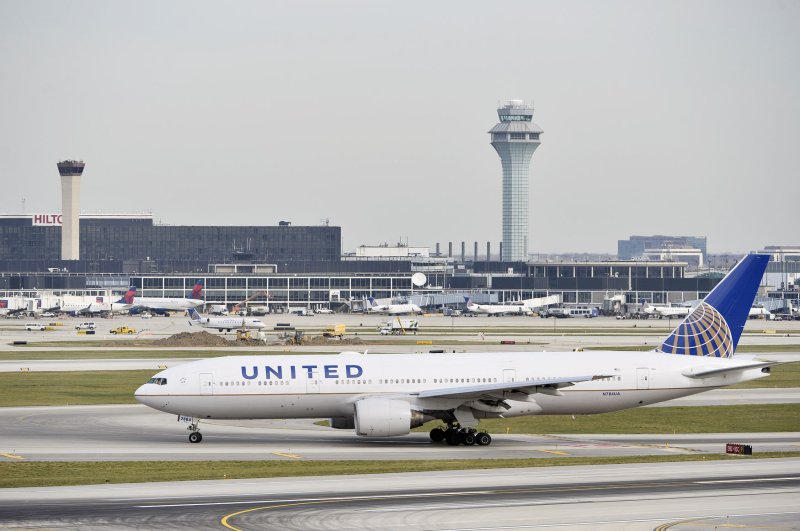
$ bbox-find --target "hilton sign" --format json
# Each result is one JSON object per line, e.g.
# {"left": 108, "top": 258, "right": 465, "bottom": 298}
{"left": 32, "top": 214, "right": 63, "bottom": 226}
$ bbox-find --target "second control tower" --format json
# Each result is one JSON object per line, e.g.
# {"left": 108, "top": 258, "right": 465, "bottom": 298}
{"left": 489, "top": 100, "right": 543, "bottom": 261}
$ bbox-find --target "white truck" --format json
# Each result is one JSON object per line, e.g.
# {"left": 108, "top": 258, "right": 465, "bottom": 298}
{"left": 379, "top": 318, "right": 419, "bottom": 335}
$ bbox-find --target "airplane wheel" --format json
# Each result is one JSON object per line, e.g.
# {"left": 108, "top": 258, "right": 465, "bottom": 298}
{"left": 445, "top": 430, "right": 461, "bottom": 446}
{"left": 476, "top": 432, "right": 492, "bottom": 446}
{"left": 430, "top": 427, "right": 445, "bottom": 442}
{"left": 461, "top": 432, "right": 476, "bottom": 446}
{"left": 189, "top": 432, "right": 202, "bottom": 443}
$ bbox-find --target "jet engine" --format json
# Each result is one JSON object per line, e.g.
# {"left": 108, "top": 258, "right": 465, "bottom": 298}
{"left": 354, "top": 398, "right": 427, "bottom": 437}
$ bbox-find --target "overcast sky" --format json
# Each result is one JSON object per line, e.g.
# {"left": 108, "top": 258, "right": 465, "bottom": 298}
{"left": 1, "top": 1, "right": 798, "bottom": 255}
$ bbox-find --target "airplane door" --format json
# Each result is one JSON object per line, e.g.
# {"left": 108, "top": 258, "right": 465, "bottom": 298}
{"left": 636, "top": 368, "right": 650, "bottom": 390}
{"left": 200, "top": 373, "right": 213, "bottom": 395}
{"left": 503, "top": 369, "right": 516, "bottom": 383}
{"left": 306, "top": 368, "right": 320, "bottom": 394}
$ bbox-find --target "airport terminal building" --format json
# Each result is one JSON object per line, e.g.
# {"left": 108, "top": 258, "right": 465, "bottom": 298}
{"left": 0, "top": 214, "right": 341, "bottom": 273}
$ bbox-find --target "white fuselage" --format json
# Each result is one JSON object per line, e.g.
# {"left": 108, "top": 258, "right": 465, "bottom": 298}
{"left": 191, "top": 316, "right": 266, "bottom": 331}
{"left": 645, "top": 305, "right": 692, "bottom": 318}
{"left": 135, "top": 351, "right": 769, "bottom": 421}
{"left": 467, "top": 303, "right": 530, "bottom": 316}
{"left": 369, "top": 304, "right": 422, "bottom": 315}
{"left": 132, "top": 297, "right": 203, "bottom": 312}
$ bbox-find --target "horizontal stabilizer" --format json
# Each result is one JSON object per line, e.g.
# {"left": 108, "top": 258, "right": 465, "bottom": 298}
{"left": 681, "top": 361, "right": 779, "bottom": 379}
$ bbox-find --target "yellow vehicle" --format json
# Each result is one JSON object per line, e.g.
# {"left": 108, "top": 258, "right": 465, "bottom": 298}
{"left": 322, "top": 324, "right": 346, "bottom": 339}
{"left": 110, "top": 326, "right": 137, "bottom": 335}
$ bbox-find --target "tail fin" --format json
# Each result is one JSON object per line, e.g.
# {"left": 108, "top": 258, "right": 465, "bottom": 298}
{"left": 190, "top": 280, "right": 203, "bottom": 300}
{"left": 657, "top": 254, "right": 769, "bottom": 358}
{"left": 188, "top": 308, "right": 201, "bottom": 321}
{"left": 119, "top": 286, "right": 136, "bottom": 305}
{"left": 367, "top": 297, "right": 377, "bottom": 307}
{"left": 463, "top": 296, "right": 471, "bottom": 304}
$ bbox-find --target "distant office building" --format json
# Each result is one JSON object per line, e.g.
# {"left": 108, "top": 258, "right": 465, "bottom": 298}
{"left": 489, "top": 100, "right": 543, "bottom": 262}
{"left": 618, "top": 235, "right": 707, "bottom": 263}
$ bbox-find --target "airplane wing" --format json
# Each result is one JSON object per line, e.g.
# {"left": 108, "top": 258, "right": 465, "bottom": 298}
{"left": 415, "top": 374, "right": 612, "bottom": 401}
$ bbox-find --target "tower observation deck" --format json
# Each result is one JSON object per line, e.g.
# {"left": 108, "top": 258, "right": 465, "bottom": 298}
{"left": 489, "top": 100, "right": 542, "bottom": 262}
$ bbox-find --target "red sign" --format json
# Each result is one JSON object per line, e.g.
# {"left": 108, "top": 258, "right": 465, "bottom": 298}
{"left": 32, "top": 214, "right": 63, "bottom": 226}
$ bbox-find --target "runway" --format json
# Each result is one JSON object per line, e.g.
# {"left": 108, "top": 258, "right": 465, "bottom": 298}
{"left": 0, "top": 459, "right": 798, "bottom": 530}
{"left": 1, "top": 404, "right": 798, "bottom": 462}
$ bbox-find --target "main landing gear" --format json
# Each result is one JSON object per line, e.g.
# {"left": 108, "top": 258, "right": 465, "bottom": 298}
{"left": 429, "top": 426, "right": 492, "bottom": 446}
{"left": 188, "top": 421, "right": 203, "bottom": 443}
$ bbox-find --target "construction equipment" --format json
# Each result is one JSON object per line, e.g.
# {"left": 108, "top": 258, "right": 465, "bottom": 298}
{"left": 231, "top": 291, "right": 269, "bottom": 316}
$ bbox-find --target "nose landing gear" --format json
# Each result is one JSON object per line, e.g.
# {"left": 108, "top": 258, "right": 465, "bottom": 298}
{"left": 187, "top": 420, "right": 202, "bottom": 443}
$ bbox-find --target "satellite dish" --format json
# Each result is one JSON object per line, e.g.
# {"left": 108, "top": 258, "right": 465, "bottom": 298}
{"left": 411, "top": 273, "right": 427, "bottom": 287}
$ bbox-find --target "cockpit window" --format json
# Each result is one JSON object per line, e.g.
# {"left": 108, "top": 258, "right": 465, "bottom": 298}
{"left": 146, "top": 377, "right": 167, "bottom": 385}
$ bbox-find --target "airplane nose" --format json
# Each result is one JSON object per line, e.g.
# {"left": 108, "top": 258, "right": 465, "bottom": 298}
{"left": 134, "top": 384, "right": 149, "bottom": 403}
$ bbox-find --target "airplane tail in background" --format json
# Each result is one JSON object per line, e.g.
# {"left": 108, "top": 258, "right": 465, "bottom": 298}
{"left": 367, "top": 297, "right": 377, "bottom": 307}
{"left": 118, "top": 287, "right": 137, "bottom": 305}
{"left": 188, "top": 308, "right": 202, "bottom": 323}
{"left": 190, "top": 280, "right": 204, "bottom": 300}
{"left": 657, "top": 254, "right": 769, "bottom": 358}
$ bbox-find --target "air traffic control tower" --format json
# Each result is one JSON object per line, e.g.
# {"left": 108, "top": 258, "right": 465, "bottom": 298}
{"left": 57, "top": 160, "right": 85, "bottom": 260}
{"left": 489, "top": 100, "right": 543, "bottom": 261}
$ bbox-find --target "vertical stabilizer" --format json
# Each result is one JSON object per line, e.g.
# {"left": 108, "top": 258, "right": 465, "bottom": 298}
{"left": 657, "top": 254, "right": 769, "bottom": 358}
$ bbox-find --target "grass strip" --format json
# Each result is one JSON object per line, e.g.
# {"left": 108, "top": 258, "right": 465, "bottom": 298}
{"left": 2, "top": 453, "right": 799, "bottom": 489}
{"left": 0, "top": 370, "right": 153, "bottom": 406}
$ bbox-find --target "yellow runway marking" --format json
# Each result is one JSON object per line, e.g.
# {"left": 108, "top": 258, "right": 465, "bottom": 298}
{"left": 221, "top": 480, "right": 698, "bottom": 531}
{"left": 537, "top": 449, "right": 570, "bottom": 456}
{"left": 270, "top": 452, "right": 302, "bottom": 459}
{"left": 0, "top": 453, "right": 25, "bottom": 460}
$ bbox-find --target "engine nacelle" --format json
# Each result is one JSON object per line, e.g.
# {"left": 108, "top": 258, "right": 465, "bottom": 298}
{"left": 329, "top": 416, "right": 355, "bottom": 429}
{"left": 354, "top": 398, "right": 425, "bottom": 437}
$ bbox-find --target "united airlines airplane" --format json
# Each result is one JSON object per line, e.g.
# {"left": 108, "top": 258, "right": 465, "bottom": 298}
{"left": 136, "top": 254, "right": 776, "bottom": 447}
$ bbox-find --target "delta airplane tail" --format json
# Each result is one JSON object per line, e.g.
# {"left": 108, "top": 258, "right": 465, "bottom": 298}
{"left": 118, "top": 287, "right": 137, "bottom": 305}
{"left": 367, "top": 297, "right": 377, "bottom": 307}
{"left": 189, "top": 280, "right": 204, "bottom": 300}
{"left": 657, "top": 254, "right": 769, "bottom": 358}
{"left": 188, "top": 308, "right": 202, "bottom": 323}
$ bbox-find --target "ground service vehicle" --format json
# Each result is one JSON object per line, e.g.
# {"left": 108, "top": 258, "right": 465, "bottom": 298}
{"left": 25, "top": 323, "right": 45, "bottom": 331}
{"left": 379, "top": 318, "right": 419, "bottom": 335}
{"left": 110, "top": 326, "right": 137, "bottom": 335}
{"left": 323, "top": 324, "right": 347, "bottom": 338}
{"left": 75, "top": 322, "right": 96, "bottom": 330}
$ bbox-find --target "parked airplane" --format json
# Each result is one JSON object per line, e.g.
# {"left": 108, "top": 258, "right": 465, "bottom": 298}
{"left": 643, "top": 303, "right": 694, "bottom": 319}
{"left": 126, "top": 281, "right": 204, "bottom": 316}
{"left": 58, "top": 291, "right": 133, "bottom": 316}
{"left": 137, "top": 254, "right": 776, "bottom": 446}
{"left": 463, "top": 296, "right": 533, "bottom": 316}
{"left": 367, "top": 297, "right": 422, "bottom": 315}
{"left": 188, "top": 308, "right": 266, "bottom": 332}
